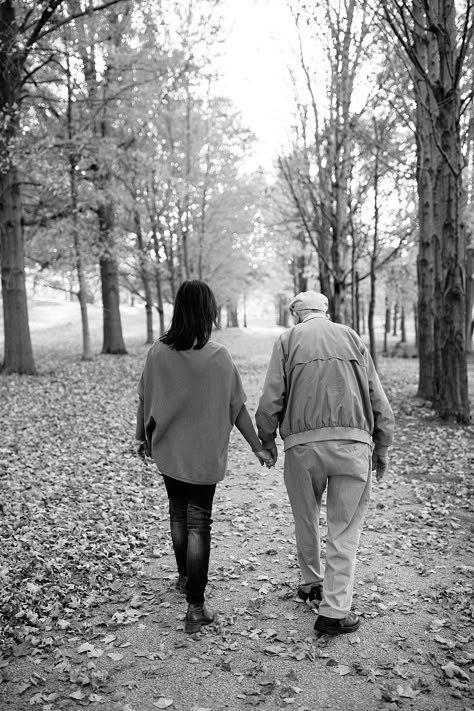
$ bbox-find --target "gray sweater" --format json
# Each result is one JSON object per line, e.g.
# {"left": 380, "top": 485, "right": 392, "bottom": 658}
{"left": 136, "top": 339, "right": 246, "bottom": 484}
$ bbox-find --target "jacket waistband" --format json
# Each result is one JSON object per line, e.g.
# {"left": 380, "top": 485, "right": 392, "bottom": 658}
{"left": 283, "top": 427, "right": 374, "bottom": 451}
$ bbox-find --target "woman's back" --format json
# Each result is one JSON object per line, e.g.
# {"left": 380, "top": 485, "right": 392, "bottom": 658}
{"left": 138, "top": 339, "right": 246, "bottom": 484}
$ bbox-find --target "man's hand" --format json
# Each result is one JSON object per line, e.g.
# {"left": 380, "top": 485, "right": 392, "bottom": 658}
{"left": 372, "top": 452, "right": 388, "bottom": 482}
{"left": 257, "top": 444, "right": 278, "bottom": 468}
{"left": 136, "top": 440, "right": 150, "bottom": 461}
{"left": 267, "top": 446, "right": 278, "bottom": 467}
{"left": 254, "top": 449, "right": 275, "bottom": 467}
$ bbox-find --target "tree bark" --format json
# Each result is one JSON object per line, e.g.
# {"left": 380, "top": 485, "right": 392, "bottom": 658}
{"left": 66, "top": 44, "right": 91, "bottom": 361}
{"left": 277, "top": 294, "right": 290, "bottom": 327}
{"left": 98, "top": 203, "right": 127, "bottom": 354}
{"left": 0, "top": 0, "right": 35, "bottom": 374}
{"left": 134, "top": 207, "right": 154, "bottom": 344}
{"left": 413, "top": 0, "right": 436, "bottom": 399}
{"left": 400, "top": 304, "right": 406, "bottom": 343}
{"left": 151, "top": 229, "right": 165, "bottom": 336}
{"left": 226, "top": 302, "right": 239, "bottom": 328}
{"left": 360, "top": 298, "right": 366, "bottom": 335}
{"left": 466, "top": 247, "right": 474, "bottom": 354}
{"left": 433, "top": 79, "right": 469, "bottom": 420}
{"left": 392, "top": 302, "right": 398, "bottom": 337}
{"left": 71, "top": 167, "right": 92, "bottom": 361}
{"left": 77, "top": 11, "right": 127, "bottom": 356}
{"left": 383, "top": 297, "right": 390, "bottom": 356}
{"left": 0, "top": 166, "right": 36, "bottom": 374}
{"left": 383, "top": 0, "right": 471, "bottom": 420}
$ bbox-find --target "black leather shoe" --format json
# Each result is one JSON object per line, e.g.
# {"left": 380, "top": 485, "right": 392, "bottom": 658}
{"left": 184, "top": 603, "right": 215, "bottom": 634}
{"left": 297, "top": 584, "right": 322, "bottom": 603}
{"left": 175, "top": 574, "right": 187, "bottom": 594}
{"left": 314, "top": 611, "right": 360, "bottom": 635}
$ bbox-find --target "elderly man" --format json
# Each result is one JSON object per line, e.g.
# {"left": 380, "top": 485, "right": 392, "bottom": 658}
{"left": 256, "top": 290, "right": 394, "bottom": 635}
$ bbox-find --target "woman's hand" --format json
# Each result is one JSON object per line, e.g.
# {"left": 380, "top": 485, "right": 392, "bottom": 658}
{"left": 136, "top": 440, "right": 151, "bottom": 461}
{"left": 254, "top": 449, "right": 276, "bottom": 468}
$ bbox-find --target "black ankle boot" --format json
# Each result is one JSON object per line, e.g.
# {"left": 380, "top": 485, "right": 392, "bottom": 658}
{"left": 297, "top": 584, "right": 322, "bottom": 603}
{"left": 184, "top": 603, "right": 215, "bottom": 633}
{"left": 175, "top": 574, "right": 187, "bottom": 593}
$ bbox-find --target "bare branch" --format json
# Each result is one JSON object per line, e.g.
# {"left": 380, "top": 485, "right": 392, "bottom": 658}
{"left": 34, "top": 0, "right": 131, "bottom": 45}
{"left": 25, "top": 0, "right": 65, "bottom": 50}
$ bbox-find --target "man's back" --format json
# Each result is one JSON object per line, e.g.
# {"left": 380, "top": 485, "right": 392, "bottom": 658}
{"left": 282, "top": 316, "right": 365, "bottom": 375}
{"left": 256, "top": 314, "right": 394, "bottom": 454}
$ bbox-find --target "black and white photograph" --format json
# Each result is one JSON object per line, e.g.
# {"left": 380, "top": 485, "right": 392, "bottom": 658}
{"left": 0, "top": 1, "right": 473, "bottom": 710}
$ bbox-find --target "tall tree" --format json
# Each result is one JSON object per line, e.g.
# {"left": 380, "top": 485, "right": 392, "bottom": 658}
{"left": 73, "top": 3, "right": 130, "bottom": 354}
{"left": 0, "top": 0, "right": 129, "bottom": 373}
{"left": 381, "top": 0, "right": 472, "bottom": 423}
{"left": 277, "top": 1, "right": 376, "bottom": 322}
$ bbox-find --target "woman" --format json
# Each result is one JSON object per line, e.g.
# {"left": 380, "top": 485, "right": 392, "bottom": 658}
{"left": 136, "top": 280, "right": 273, "bottom": 633}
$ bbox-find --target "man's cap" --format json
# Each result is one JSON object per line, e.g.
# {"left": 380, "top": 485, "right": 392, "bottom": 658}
{"left": 289, "top": 290, "right": 329, "bottom": 314}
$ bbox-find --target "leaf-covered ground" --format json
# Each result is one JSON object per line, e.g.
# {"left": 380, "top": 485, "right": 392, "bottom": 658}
{"left": 1, "top": 325, "right": 473, "bottom": 711}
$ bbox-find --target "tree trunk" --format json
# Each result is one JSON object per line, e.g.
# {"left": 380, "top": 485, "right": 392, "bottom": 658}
{"left": 392, "top": 302, "right": 398, "bottom": 337}
{"left": 71, "top": 182, "right": 92, "bottom": 361}
{"left": 134, "top": 207, "right": 154, "bottom": 344}
{"left": 67, "top": 47, "right": 91, "bottom": 361}
{"left": 350, "top": 245, "right": 357, "bottom": 330}
{"left": 354, "top": 271, "right": 360, "bottom": 334}
{"left": 413, "top": 302, "right": 418, "bottom": 349}
{"left": 151, "top": 229, "right": 165, "bottom": 336}
{"left": 0, "top": 166, "right": 36, "bottom": 374}
{"left": 360, "top": 298, "right": 366, "bottom": 335}
{"left": 98, "top": 204, "right": 127, "bottom": 354}
{"left": 368, "top": 263, "right": 377, "bottom": 368}
{"left": 318, "top": 258, "right": 332, "bottom": 313}
{"left": 277, "top": 294, "right": 290, "bottom": 328}
{"left": 368, "top": 117, "right": 380, "bottom": 368}
{"left": 433, "top": 83, "right": 469, "bottom": 421}
{"left": 226, "top": 302, "right": 239, "bottom": 328}
{"left": 412, "top": 0, "right": 437, "bottom": 400}
{"left": 466, "top": 247, "right": 474, "bottom": 354}
{"left": 400, "top": 304, "right": 406, "bottom": 343}
{"left": 383, "top": 298, "right": 390, "bottom": 356}
{"left": 181, "top": 77, "right": 192, "bottom": 281}
{"left": 0, "top": 1, "right": 35, "bottom": 374}
{"left": 390, "top": 0, "right": 471, "bottom": 420}
{"left": 77, "top": 16, "right": 127, "bottom": 357}
{"left": 293, "top": 248, "right": 308, "bottom": 294}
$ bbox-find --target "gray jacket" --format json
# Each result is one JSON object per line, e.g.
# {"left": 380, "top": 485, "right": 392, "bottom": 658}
{"left": 256, "top": 315, "right": 394, "bottom": 456}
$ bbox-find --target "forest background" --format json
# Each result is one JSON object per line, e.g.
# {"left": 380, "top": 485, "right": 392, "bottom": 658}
{"left": 0, "top": 0, "right": 473, "bottom": 424}
{"left": 1, "top": 2, "right": 474, "bottom": 709}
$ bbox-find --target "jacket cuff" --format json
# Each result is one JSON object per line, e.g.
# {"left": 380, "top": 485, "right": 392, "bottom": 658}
{"left": 374, "top": 445, "right": 389, "bottom": 459}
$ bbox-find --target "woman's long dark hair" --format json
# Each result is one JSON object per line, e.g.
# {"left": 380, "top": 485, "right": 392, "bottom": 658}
{"left": 160, "top": 280, "right": 218, "bottom": 351}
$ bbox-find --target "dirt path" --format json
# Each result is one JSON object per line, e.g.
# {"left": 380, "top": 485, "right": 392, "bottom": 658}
{"left": 1, "top": 329, "right": 473, "bottom": 711}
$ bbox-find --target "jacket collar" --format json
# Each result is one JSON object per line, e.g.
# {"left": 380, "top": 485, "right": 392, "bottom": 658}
{"left": 301, "top": 313, "right": 328, "bottom": 323}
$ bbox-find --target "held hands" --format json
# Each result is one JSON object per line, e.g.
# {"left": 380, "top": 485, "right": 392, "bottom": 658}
{"left": 254, "top": 443, "right": 278, "bottom": 468}
{"left": 372, "top": 452, "right": 389, "bottom": 482}
{"left": 254, "top": 449, "right": 275, "bottom": 467}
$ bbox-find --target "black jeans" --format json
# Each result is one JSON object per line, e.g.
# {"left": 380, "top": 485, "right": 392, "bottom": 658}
{"left": 163, "top": 475, "right": 216, "bottom": 605}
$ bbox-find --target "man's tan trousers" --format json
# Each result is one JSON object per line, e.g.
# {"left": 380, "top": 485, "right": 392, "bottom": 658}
{"left": 284, "top": 440, "right": 372, "bottom": 619}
